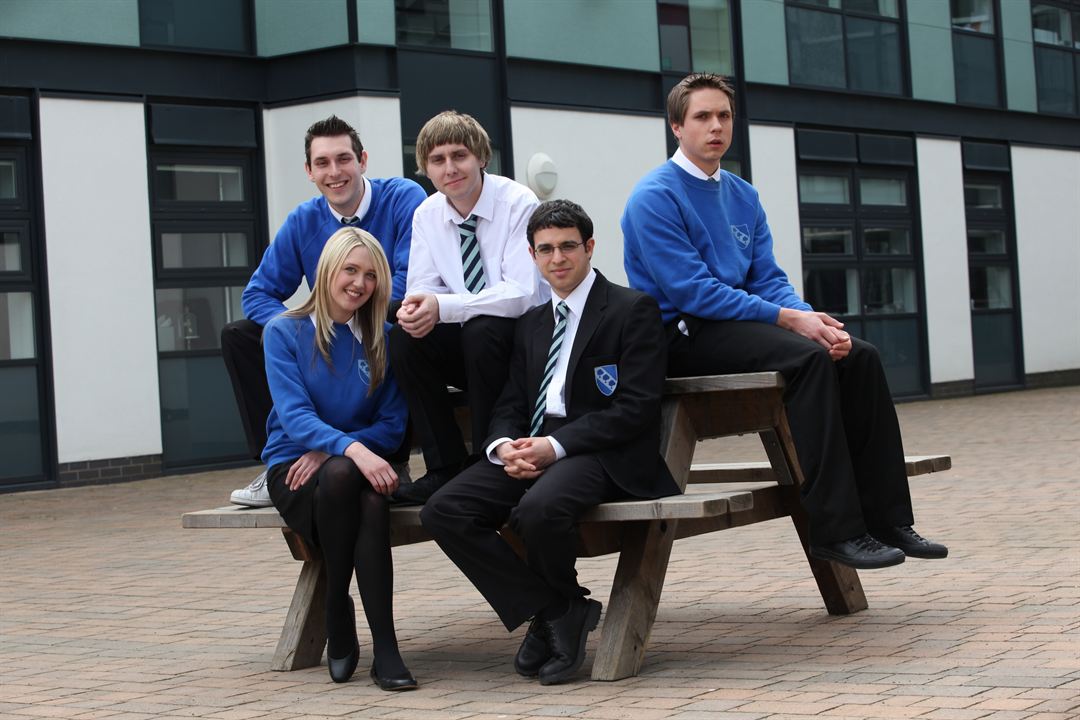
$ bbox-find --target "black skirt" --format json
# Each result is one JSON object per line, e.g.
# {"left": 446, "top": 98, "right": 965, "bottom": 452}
{"left": 267, "top": 459, "right": 321, "bottom": 550}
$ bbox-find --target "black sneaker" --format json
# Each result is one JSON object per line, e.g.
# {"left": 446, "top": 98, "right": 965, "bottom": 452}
{"left": 391, "top": 466, "right": 457, "bottom": 505}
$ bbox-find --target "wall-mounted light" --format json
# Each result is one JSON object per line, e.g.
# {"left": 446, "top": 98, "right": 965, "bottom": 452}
{"left": 526, "top": 152, "right": 558, "bottom": 198}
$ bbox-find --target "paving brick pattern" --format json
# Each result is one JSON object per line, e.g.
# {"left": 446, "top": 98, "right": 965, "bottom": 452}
{"left": 1, "top": 387, "right": 1077, "bottom": 720}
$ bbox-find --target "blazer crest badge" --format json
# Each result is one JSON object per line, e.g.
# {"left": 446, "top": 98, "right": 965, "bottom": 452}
{"left": 594, "top": 364, "right": 618, "bottom": 397}
{"left": 731, "top": 223, "right": 751, "bottom": 249}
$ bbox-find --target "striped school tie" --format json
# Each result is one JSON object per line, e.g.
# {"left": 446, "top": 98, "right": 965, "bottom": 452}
{"left": 530, "top": 301, "right": 569, "bottom": 437}
{"left": 458, "top": 214, "right": 486, "bottom": 293}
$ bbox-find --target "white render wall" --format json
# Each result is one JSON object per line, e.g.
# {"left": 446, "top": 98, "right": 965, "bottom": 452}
{"left": 510, "top": 106, "right": 668, "bottom": 284}
{"left": 916, "top": 136, "right": 974, "bottom": 384}
{"left": 39, "top": 98, "right": 162, "bottom": 463}
{"left": 747, "top": 123, "right": 803, "bottom": 295}
{"left": 1011, "top": 145, "right": 1080, "bottom": 374}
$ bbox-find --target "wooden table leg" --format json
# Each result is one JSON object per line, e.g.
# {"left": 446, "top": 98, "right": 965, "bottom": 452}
{"left": 271, "top": 532, "right": 328, "bottom": 671}
{"left": 591, "top": 518, "right": 677, "bottom": 681}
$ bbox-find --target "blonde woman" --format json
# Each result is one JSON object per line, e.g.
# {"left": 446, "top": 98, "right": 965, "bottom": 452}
{"left": 262, "top": 227, "right": 415, "bottom": 689}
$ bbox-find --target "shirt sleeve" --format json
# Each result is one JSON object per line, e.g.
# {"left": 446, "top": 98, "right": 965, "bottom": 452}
{"left": 436, "top": 192, "right": 543, "bottom": 323}
{"left": 404, "top": 210, "right": 451, "bottom": 297}
{"left": 387, "top": 182, "right": 428, "bottom": 302}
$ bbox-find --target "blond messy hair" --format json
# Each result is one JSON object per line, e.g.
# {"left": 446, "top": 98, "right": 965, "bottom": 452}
{"left": 414, "top": 110, "right": 492, "bottom": 176}
{"left": 285, "top": 227, "right": 391, "bottom": 394}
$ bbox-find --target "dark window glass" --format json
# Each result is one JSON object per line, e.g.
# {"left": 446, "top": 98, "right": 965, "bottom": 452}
{"left": 0, "top": 160, "right": 15, "bottom": 200}
{"left": 1035, "top": 46, "right": 1078, "bottom": 113}
{"left": 863, "top": 267, "right": 917, "bottom": 314}
{"left": 862, "top": 318, "right": 922, "bottom": 395}
{"left": 954, "top": 32, "right": 1001, "bottom": 106}
{"left": 159, "top": 356, "right": 248, "bottom": 464}
{"left": 155, "top": 163, "right": 245, "bottom": 203}
{"left": 658, "top": 0, "right": 734, "bottom": 74}
{"left": 864, "top": 227, "right": 911, "bottom": 255}
{"left": 972, "top": 313, "right": 1020, "bottom": 386}
{"left": 799, "top": 174, "right": 851, "bottom": 204}
{"left": 965, "top": 182, "right": 1003, "bottom": 208}
{"left": 0, "top": 366, "right": 43, "bottom": 478}
{"left": 0, "top": 291, "right": 34, "bottom": 360}
{"left": 139, "top": 0, "right": 250, "bottom": 53}
{"left": 845, "top": 0, "right": 898, "bottom": 17}
{"left": 846, "top": 17, "right": 902, "bottom": 94}
{"left": 951, "top": 0, "right": 995, "bottom": 33}
{"left": 1032, "top": 3, "right": 1074, "bottom": 46}
{"left": 969, "top": 266, "right": 1013, "bottom": 309}
{"left": 967, "top": 228, "right": 1007, "bottom": 254}
{"left": 154, "top": 286, "right": 244, "bottom": 353}
{"left": 859, "top": 176, "right": 907, "bottom": 206}
{"left": 803, "top": 267, "right": 860, "bottom": 315}
{"left": 786, "top": 7, "right": 846, "bottom": 88}
{"left": 802, "top": 227, "right": 854, "bottom": 254}
{"left": 1, "top": 230, "right": 21, "bottom": 272}
{"left": 159, "top": 231, "right": 250, "bottom": 270}
{"left": 395, "top": 0, "right": 493, "bottom": 51}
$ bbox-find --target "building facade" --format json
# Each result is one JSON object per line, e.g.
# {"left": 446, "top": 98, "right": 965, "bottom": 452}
{"left": 1, "top": 0, "right": 1077, "bottom": 492}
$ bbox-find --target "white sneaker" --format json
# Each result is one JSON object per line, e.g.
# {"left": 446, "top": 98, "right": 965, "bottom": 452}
{"left": 230, "top": 469, "right": 272, "bottom": 507}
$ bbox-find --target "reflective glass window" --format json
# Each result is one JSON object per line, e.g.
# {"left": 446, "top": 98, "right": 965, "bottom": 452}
{"left": 844, "top": 0, "right": 898, "bottom": 17}
{"left": 846, "top": 17, "right": 902, "bottom": 94}
{"left": 659, "top": 0, "right": 734, "bottom": 75}
{"left": 972, "top": 313, "right": 1020, "bottom": 386}
{"left": 155, "top": 286, "right": 244, "bottom": 352}
{"left": 0, "top": 160, "right": 15, "bottom": 200}
{"left": 0, "top": 366, "right": 43, "bottom": 478}
{"left": 140, "top": 0, "right": 251, "bottom": 53}
{"left": 859, "top": 177, "right": 906, "bottom": 206}
{"left": 159, "top": 356, "right": 248, "bottom": 464}
{"left": 799, "top": 174, "right": 850, "bottom": 204}
{"left": 397, "top": 0, "right": 492, "bottom": 51}
{"left": 787, "top": 7, "right": 846, "bottom": 88}
{"left": 802, "top": 227, "right": 854, "bottom": 254}
{"left": 967, "top": 228, "right": 1007, "bottom": 254}
{"left": 951, "top": 0, "right": 995, "bottom": 33}
{"left": 0, "top": 291, "right": 35, "bottom": 360}
{"left": 863, "top": 267, "right": 917, "bottom": 314}
{"left": 864, "top": 227, "right": 911, "bottom": 255}
{"left": 155, "top": 163, "right": 245, "bottom": 203}
{"left": 803, "top": 267, "right": 860, "bottom": 315}
{"left": 159, "top": 231, "right": 249, "bottom": 270}
{"left": 1032, "top": 4, "right": 1074, "bottom": 46}
{"left": 954, "top": 32, "right": 1001, "bottom": 106}
{"left": 1, "top": 231, "right": 21, "bottom": 272}
{"left": 1035, "top": 46, "right": 1078, "bottom": 113}
{"left": 964, "top": 182, "right": 1003, "bottom": 209}
{"left": 862, "top": 318, "right": 922, "bottom": 395}
{"left": 969, "top": 266, "right": 1013, "bottom": 309}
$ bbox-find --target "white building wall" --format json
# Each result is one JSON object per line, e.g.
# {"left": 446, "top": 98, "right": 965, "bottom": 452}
{"left": 747, "top": 123, "right": 803, "bottom": 295}
{"left": 510, "top": 106, "right": 668, "bottom": 283}
{"left": 916, "top": 136, "right": 974, "bottom": 385}
{"left": 1012, "top": 145, "right": 1080, "bottom": 374}
{"left": 39, "top": 98, "right": 162, "bottom": 463}
{"left": 261, "top": 96, "right": 406, "bottom": 304}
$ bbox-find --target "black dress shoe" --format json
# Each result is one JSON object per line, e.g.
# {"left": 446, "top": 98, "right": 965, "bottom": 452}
{"left": 537, "top": 598, "right": 602, "bottom": 685}
{"left": 391, "top": 466, "right": 457, "bottom": 506}
{"left": 809, "top": 533, "right": 906, "bottom": 569}
{"left": 370, "top": 663, "right": 418, "bottom": 691}
{"left": 327, "top": 597, "right": 360, "bottom": 683}
{"left": 871, "top": 525, "right": 948, "bottom": 559}
{"left": 514, "top": 617, "right": 551, "bottom": 677}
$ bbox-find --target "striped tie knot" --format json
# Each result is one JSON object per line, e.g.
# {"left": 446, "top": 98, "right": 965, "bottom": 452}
{"left": 529, "top": 301, "right": 569, "bottom": 437}
{"left": 341, "top": 215, "right": 359, "bottom": 225}
{"left": 458, "top": 213, "right": 486, "bottom": 294}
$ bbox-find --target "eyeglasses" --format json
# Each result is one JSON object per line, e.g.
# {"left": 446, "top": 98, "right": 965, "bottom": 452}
{"left": 533, "top": 240, "right": 586, "bottom": 257}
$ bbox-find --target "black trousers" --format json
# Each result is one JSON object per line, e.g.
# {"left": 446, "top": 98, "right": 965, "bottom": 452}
{"left": 420, "top": 453, "right": 625, "bottom": 631}
{"left": 388, "top": 316, "right": 515, "bottom": 472}
{"left": 667, "top": 319, "right": 914, "bottom": 544}
{"left": 221, "top": 301, "right": 404, "bottom": 464}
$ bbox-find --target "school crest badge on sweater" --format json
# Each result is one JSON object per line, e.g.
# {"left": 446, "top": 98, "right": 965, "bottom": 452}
{"left": 731, "top": 224, "right": 751, "bottom": 249}
{"left": 358, "top": 359, "right": 370, "bottom": 383}
{"left": 594, "top": 364, "right": 618, "bottom": 397}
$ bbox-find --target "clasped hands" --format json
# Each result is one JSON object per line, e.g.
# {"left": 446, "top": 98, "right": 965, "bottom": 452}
{"left": 495, "top": 437, "right": 557, "bottom": 480}
{"left": 397, "top": 293, "right": 440, "bottom": 338}
{"left": 285, "top": 441, "right": 398, "bottom": 495}
{"left": 777, "top": 308, "right": 852, "bottom": 361}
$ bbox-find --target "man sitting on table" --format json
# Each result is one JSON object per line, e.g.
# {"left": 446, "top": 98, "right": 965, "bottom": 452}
{"left": 421, "top": 199, "right": 678, "bottom": 685}
{"left": 621, "top": 73, "right": 947, "bottom": 570}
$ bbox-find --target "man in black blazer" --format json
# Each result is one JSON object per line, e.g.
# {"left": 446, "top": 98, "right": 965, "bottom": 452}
{"left": 420, "top": 199, "right": 678, "bottom": 685}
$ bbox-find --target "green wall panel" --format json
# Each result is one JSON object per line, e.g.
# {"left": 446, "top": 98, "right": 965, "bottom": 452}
{"left": 741, "top": 0, "right": 788, "bottom": 85}
{"left": 357, "top": 0, "right": 395, "bottom": 46}
{"left": 907, "top": 0, "right": 956, "bottom": 103}
{"left": 1000, "top": 0, "right": 1037, "bottom": 112}
{"left": 2, "top": 0, "right": 139, "bottom": 46}
{"left": 256, "top": 0, "right": 349, "bottom": 56}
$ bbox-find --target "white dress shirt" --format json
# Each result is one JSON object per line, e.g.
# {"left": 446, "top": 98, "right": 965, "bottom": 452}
{"left": 327, "top": 176, "right": 373, "bottom": 223}
{"left": 671, "top": 147, "right": 722, "bottom": 181}
{"left": 406, "top": 172, "right": 548, "bottom": 323}
{"left": 487, "top": 268, "right": 598, "bottom": 464}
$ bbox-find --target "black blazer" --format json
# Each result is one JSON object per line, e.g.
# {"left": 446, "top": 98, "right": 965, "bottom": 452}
{"left": 485, "top": 272, "right": 678, "bottom": 499}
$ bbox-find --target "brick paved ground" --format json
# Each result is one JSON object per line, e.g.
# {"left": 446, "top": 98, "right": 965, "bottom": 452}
{"left": 1, "top": 387, "right": 1078, "bottom": 720}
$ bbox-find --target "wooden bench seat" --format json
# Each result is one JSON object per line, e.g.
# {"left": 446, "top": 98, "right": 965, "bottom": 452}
{"left": 182, "top": 372, "right": 951, "bottom": 681}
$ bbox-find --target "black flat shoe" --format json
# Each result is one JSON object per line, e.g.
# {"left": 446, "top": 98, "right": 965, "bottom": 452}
{"left": 809, "top": 533, "right": 906, "bottom": 569}
{"left": 538, "top": 598, "right": 602, "bottom": 686}
{"left": 514, "top": 616, "right": 551, "bottom": 677}
{"left": 871, "top": 525, "right": 948, "bottom": 559}
{"left": 327, "top": 597, "right": 359, "bottom": 683}
{"left": 391, "top": 466, "right": 457, "bottom": 506}
{"left": 370, "top": 663, "right": 418, "bottom": 691}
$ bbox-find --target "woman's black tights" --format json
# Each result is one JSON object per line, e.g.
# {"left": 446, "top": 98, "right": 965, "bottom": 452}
{"left": 314, "top": 456, "right": 406, "bottom": 676}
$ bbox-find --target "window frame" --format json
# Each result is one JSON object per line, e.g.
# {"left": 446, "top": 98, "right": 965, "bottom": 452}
{"left": 1031, "top": 0, "right": 1080, "bottom": 116}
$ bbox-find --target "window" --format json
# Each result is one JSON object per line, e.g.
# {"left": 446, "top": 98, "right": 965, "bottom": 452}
{"left": 951, "top": 0, "right": 1002, "bottom": 107}
{"left": 149, "top": 140, "right": 258, "bottom": 468}
{"left": 785, "top": 0, "right": 905, "bottom": 96}
{"left": 797, "top": 129, "right": 926, "bottom": 396}
{"left": 0, "top": 137, "right": 49, "bottom": 488}
{"left": 396, "top": 0, "right": 493, "bottom": 51}
{"left": 1032, "top": 2, "right": 1080, "bottom": 115}
{"left": 963, "top": 141, "right": 1022, "bottom": 388}
{"left": 139, "top": 0, "right": 251, "bottom": 53}
{"left": 659, "top": 0, "right": 734, "bottom": 75}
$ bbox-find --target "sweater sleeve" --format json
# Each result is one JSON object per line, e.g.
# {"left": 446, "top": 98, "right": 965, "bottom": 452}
{"left": 385, "top": 181, "right": 427, "bottom": 302}
{"left": 744, "top": 201, "right": 812, "bottom": 312}
{"left": 623, "top": 186, "right": 780, "bottom": 323}
{"left": 242, "top": 212, "right": 307, "bottom": 327}
{"left": 263, "top": 318, "right": 357, "bottom": 456}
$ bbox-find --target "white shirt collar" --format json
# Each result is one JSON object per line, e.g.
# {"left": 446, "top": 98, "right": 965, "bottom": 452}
{"left": 327, "top": 176, "right": 373, "bottom": 224}
{"left": 440, "top": 171, "right": 494, "bottom": 225}
{"left": 309, "top": 312, "right": 364, "bottom": 344}
{"left": 552, "top": 268, "right": 597, "bottom": 320}
{"left": 672, "top": 147, "right": 722, "bottom": 182}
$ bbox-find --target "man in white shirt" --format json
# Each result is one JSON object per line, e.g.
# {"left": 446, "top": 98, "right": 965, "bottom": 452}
{"left": 420, "top": 200, "right": 677, "bottom": 685}
{"left": 389, "top": 111, "right": 545, "bottom": 504}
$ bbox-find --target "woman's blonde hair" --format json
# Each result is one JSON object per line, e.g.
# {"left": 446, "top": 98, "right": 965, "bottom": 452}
{"left": 285, "top": 226, "right": 391, "bottom": 393}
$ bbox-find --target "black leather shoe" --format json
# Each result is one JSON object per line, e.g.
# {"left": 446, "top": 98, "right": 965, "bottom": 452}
{"left": 810, "top": 533, "right": 906, "bottom": 569}
{"left": 370, "top": 663, "right": 418, "bottom": 691}
{"left": 538, "top": 598, "right": 602, "bottom": 685}
{"left": 327, "top": 597, "right": 359, "bottom": 683}
{"left": 514, "top": 617, "right": 551, "bottom": 677}
{"left": 391, "top": 466, "right": 457, "bottom": 505}
{"left": 871, "top": 525, "right": 948, "bottom": 559}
